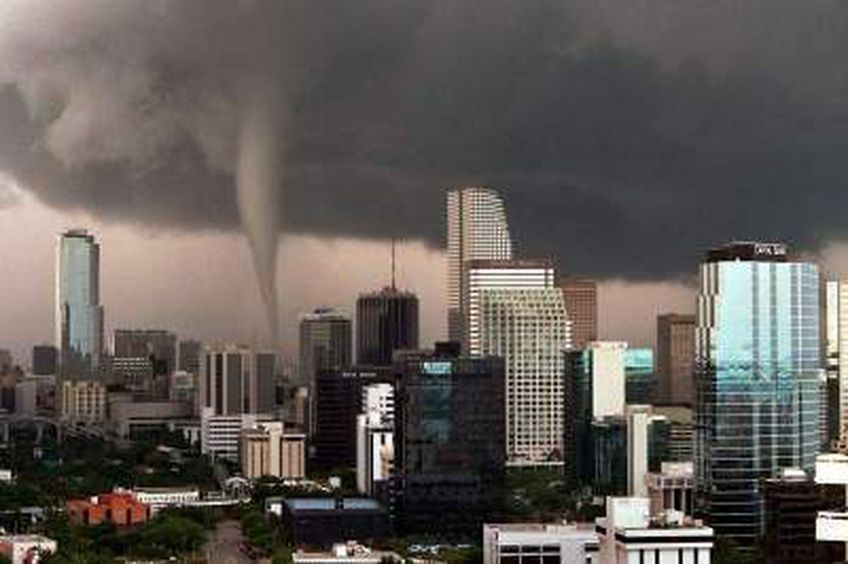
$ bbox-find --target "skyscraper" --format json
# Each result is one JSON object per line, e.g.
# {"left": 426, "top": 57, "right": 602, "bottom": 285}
{"left": 446, "top": 187, "right": 513, "bottom": 348}
{"left": 695, "top": 242, "right": 822, "bottom": 543}
{"left": 393, "top": 344, "right": 505, "bottom": 534}
{"left": 356, "top": 287, "right": 419, "bottom": 366}
{"left": 467, "top": 259, "right": 571, "bottom": 466}
{"left": 826, "top": 280, "right": 848, "bottom": 445}
{"left": 656, "top": 313, "right": 696, "bottom": 406}
{"left": 55, "top": 229, "right": 103, "bottom": 373}
{"left": 178, "top": 339, "right": 202, "bottom": 374}
{"left": 298, "top": 309, "right": 352, "bottom": 386}
{"left": 560, "top": 278, "right": 598, "bottom": 350}
{"left": 32, "top": 345, "right": 57, "bottom": 376}
{"left": 199, "top": 344, "right": 276, "bottom": 416}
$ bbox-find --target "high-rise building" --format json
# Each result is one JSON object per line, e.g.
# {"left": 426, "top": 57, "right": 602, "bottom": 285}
{"left": 467, "top": 259, "right": 571, "bottom": 467}
{"left": 695, "top": 242, "right": 822, "bottom": 543}
{"left": 178, "top": 340, "right": 202, "bottom": 374}
{"left": 560, "top": 278, "right": 598, "bottom": 350}
{"left": 826, "top": 280, "right": 848, "bottom": 446}
{"left": 446, "top": 187, "right": 513, "bottom": 347}
{"left": 625, "top": 347, "right": 655, "bottom": 405}
{"left": 394, "top": 345, "right": 506, "bottom": 534}
{"left": 55, "top": 229, "right": 104, "bottom": 374}
{"left": 299, "top": 309, "right": 351, "bottom": 386}
{"left": 764, "top": 467, "right": 844, "bottom": 564}
{"left": 566, "top": 342, "right": 628, "bottom": 486}
{"left": 313, "top": 366, "right": 392, "bottom": 470}
{"left": 0, "top": 350, "right": 12, "bottom": 373}
{"left": 113, "top": 329, "right": 177, "bottom": 397}
{"left": 240, "top": 421, "right": 306, "bottom": 480}
{"left": 199, "top": 345, "right": 276, "bottom": 416}
{"left": 356, "top": 287, "right": 419, "bottom": 366}
{"left": 32, "top": 345, "right": 57, "bottom": 376}
{"left": 656, "top": 314, "right": 696, "bottom": 406}
{"left": 356, "top": 383, "right": 395, "bottom": 496}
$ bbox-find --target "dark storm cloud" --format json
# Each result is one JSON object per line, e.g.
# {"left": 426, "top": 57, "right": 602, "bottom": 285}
{"left": 2, "top": 0, "right": 848, "bottom": 278}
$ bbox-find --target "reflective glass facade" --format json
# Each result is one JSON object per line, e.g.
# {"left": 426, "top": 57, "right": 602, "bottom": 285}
{"left": 55, "top": 230, "right": 103, "bottom": 371}
{"left": 695, "top": 251, "right": 822, "bottom": 543}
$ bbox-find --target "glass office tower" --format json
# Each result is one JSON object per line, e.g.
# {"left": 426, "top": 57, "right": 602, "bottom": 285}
{"left": 695, "top": 242, "right": 822, "bottom": 543}
{"left": 55, "top": 229, "right": 103, "bottom": 373}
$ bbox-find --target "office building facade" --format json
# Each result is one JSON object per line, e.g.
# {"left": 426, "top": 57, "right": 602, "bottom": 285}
{"left": 695, "top": 242, "right": 822, "bottom": 543}
{"left": 656, "top": 314, "right": 696, "bottom": 406}
{"left": 240, "top": 421, "right": 306, "bottom": 480}
{"left": 32, "top": 345, "right": 57, "bottom": 376}
{"left": 560, "top": 278, "right": 598, "bottom": 350}
{"left": 625, "top": 347, "right": 655, "bottom": 405}
{"left": 356, "top": 287, "right": 419, "bottom": 366}
{"left": 826, "top": 280, "right": 848, "bottom": 445}
{"left": 467, "top": 259, "right": 571, "bottom": 467}
{"left": 199, "top": 345, "right": 276, "bottom": 416}
{"left": 314, "top": 366, "right": 393, "bottom": 470}
{"left": 394, "top": 346, "right": 506, "bottom": 534}
{"left": 446, "top": 187, "right": 513, "bottom": 347}
{"left": 55, "top": 229, "right": 103, "bottom": 373}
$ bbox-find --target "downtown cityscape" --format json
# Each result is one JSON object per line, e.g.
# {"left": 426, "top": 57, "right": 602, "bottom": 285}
{"left": 0, "top": 186, "right": 847, "bottom": 563}
{"left": 5, "top": 2, "right": 848, "bottom": 564}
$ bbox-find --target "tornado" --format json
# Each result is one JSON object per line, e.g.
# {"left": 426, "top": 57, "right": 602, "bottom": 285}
{"left": 236, "top": 87, "right": 280, "bottom": 346}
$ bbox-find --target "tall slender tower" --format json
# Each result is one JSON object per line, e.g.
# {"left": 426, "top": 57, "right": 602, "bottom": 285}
{"left": 55, "top": 229, "right": 103, "bottom": 375}
{"left": 446, "top": 187, "right": 512, "bottom": 348}
{"left": 695, "top": 242, "right": 822, "bottom": 544}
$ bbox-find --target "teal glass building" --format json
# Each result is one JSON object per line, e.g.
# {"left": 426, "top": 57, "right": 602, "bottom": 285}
{"left": 695, "top": 242, "right": 822, "bottom": 543}
{"left": 55, "top": 229, "right": 103, "bottom": 373}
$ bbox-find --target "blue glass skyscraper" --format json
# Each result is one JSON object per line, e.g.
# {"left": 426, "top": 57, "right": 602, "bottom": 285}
{"left": 55, "top": 229, "right": 103, "bottom": 374}
{"left": 695, "top": 242, "right": 822, "bottom": 543}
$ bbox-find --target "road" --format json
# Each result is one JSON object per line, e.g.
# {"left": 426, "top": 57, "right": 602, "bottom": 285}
{"left": 204, "top": 519, "right": 255, "bottom": 563}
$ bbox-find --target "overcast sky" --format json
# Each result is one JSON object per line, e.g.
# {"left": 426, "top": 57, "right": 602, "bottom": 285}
{"left": 4, "top": 1, "right": 848, "bottom": 365}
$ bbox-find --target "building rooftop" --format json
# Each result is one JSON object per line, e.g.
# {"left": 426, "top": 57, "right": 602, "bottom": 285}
{"left": 705, "top": 241, "right": 789, "bottom": 263}
{"left": 284, "top": 498, "right": 384, "bottom": 512}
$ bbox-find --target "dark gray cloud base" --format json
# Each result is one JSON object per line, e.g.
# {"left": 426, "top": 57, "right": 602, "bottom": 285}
{"left": 2, "top": 0, "right": 848, "bottom": 279}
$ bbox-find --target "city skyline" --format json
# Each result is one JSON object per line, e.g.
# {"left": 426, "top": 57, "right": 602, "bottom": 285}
{"left": 0, "top": 192, "right": 707, "bottom": 365}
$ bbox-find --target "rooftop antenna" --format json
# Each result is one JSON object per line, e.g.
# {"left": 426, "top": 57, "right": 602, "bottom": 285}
{"left": 391, "top": 237, "right": 397, "bottom": 291}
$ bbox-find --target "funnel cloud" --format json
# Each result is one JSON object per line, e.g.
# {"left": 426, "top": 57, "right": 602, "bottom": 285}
{"left": 237, "top": 84, "right": 281, "bottom": 344}
{"left": 2, "top": 0, "right": 848, "bottom": 285}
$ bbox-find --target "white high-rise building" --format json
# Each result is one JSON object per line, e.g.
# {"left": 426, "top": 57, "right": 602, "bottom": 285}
{"left": 199, "top": 345, "right": 276, "bottom": 416}
{"left": 585, "top": 342, "right": 627, "bottom": 419}
{"left": 467, "top": 259, "right": 571, "bottom": 467}
{"left": 446, "top": 187, "right": 513, "bottom": 347}
{"left": 55, "top": 229, "right": 103, "bottom": 372}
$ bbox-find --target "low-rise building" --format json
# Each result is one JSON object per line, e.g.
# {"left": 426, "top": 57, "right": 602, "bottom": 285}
{"left": 240, "top": 421, "right": 306, "bottom": 480}
{"left": 482, "top": 523, "right": 599, "bottom": 564}
{"left": 0, "top": 535, "right": 57, "bottom": 564}
{"left": 646, "top": 462, "right": 694, "bottom": 516}
{"left": 280, "top": 497, "right": 391, "bottom": 548}
{"left": 107, "top": 398, "right": 193, "bottom": 438}
{"left": 66, "top": 492, "right": 149, "bottom": 527}
{"left": 293, "top": 542, "right": 401, "bottom": 564}
{"left": 130, "top": 487, "right": 200, "bottom": 513}
{"left": 595, "top": 497, "right": 713, "bottom": 564}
